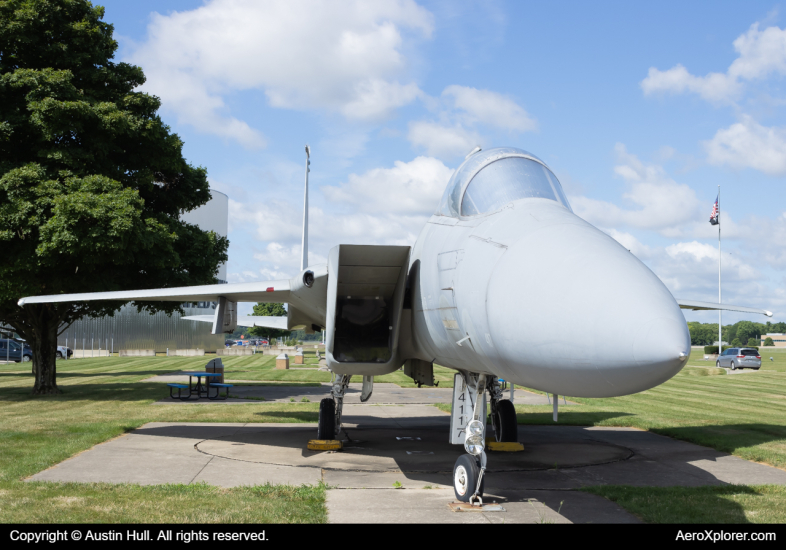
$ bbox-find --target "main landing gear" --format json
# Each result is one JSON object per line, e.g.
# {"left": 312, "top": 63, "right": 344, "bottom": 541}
{"left": 452, "top": 374, "right": 518, "bottom": 503}
{"left": 318, "top": 374, "right": 350, "bottom": 440}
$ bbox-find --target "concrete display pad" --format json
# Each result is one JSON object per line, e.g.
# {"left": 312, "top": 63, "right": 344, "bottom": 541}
{"left": 195, "top": 426, "right": 631, "bottom": 472}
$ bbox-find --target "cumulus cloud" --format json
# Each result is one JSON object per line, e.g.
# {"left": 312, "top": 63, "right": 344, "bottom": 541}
{"left": 704, "top": 116, "right": 786, "bottom": 175}
{"left": 228, "top": 156, "right": 452, "bottom": 277}
{"left": 322, "top": 156, "right": 453, "bottom": 214}
{"left": 641, "top": 22, "right": 786, "bottom": 103}
{"left": 128, "top": 0, "right": 433, "bottom": 146}
{"left": 407, "top": 122, "right": 481, "bottom": 159}
{"left": 570, "top": 144, "right": 703, "bottom": 236}
{"left": 640, "top": 65, "right": 741, "bottom": 104}
{"left": 407, "top": 85, "right": 536, "bottom": 160}
{"left": 442, "top": 85, "right": 537, "bottom": 132}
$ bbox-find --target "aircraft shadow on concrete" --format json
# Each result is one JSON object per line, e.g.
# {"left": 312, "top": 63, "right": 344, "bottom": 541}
{"left": 127, "top": 419, "right": 781, "bottom": 492}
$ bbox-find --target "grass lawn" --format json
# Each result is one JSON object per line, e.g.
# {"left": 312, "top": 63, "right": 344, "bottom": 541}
{"left": 0, "top": 355, "right": 325, "bottom": 523}
{"left": 582, "top": 485, "right": 786, "bottom": 524}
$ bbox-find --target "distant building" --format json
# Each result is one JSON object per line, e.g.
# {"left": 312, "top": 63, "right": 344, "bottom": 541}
{"left": 761, "top": 333, "right": 786, "bottom": 348}
{"left": 56, "top": 192, "right": 229, "bottom": 353}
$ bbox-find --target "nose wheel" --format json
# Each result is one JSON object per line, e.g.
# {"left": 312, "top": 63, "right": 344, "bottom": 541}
{"left": 453, "top": 454, "right": 485, "bottom": 502}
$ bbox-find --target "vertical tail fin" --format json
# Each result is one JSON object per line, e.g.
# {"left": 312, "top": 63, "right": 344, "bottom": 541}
{"left": 301, "top": 145, "right": 310, "bottom": 271}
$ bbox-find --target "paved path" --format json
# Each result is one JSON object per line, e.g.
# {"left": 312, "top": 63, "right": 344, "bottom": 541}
{"left": 28, "top": 403, "right": 786, "bottom": 523}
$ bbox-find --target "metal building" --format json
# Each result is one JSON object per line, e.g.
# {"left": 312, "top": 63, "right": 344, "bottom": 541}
{"left": 57, "top": 192, "right": 229, "bottom": 353}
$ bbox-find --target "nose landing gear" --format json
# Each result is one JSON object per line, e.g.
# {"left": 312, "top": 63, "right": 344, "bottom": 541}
{"left": 452, "top": 374, "right": 519, "bottom": 503}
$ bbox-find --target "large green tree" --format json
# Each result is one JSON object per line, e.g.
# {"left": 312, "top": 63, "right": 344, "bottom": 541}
{"left": 0, "top": 0, "right": 228, "bottom": 394}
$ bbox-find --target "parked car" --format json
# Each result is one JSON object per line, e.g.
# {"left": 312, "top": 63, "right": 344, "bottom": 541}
{"left": 56, "top": 346, "right": 73, "bottom": 359}
{"left": 0, "top": 339, "right": 33, "bottom": 362}
{"left": 717, "top": 347, "right": 761, "bottom": 370}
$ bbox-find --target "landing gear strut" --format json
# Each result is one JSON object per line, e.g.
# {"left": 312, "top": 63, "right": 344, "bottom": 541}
{"left": 318, "top": 374, "right": 350, "bottom": 440}
{"left": 452, "top": 374, "right": 518, "bottom": 503}
{"left": 453, "top": 374, "right": 488, "bottom": 503}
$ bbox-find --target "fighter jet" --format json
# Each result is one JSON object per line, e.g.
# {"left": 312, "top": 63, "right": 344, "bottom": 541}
{"left": 19, "top": 146, "right": 772, "bottom": 503}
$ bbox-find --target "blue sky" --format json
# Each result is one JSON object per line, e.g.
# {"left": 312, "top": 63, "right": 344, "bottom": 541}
{"left": 100, "top": 0, "right": 785, "bottom": 323}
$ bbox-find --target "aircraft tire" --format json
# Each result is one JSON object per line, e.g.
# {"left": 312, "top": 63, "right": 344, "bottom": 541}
{"left": 453, "top": 454, "right": 484, "bottom": 502}
{"left": 317, "top": 398, "right": 335, "bottom": 440}
{"left": 495, "top": 399, "right": 518, "bottom": 442}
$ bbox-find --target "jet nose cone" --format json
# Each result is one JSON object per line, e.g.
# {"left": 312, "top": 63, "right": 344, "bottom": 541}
{"left": 485, "top": 220, "right": 689, "bottom": 397}
{"left": 634, "top": 317, "right": 691, "bottom": 370}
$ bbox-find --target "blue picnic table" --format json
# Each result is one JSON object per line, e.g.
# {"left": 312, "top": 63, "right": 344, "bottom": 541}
{"left": 182, "top": 372, "right": 222, "bottom": 398}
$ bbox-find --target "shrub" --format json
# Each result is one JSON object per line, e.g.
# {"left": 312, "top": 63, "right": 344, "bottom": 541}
{"left": 764, "top": 337, "right": 775, "bottom": 346}
{"left": 704, "top": 345, "right": 731, "bottom": 354}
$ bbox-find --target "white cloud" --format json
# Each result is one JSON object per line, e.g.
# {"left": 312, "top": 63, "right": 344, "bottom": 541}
{"left": 228, "top": 156, "right": 452, "bottom": 278}
{"left": 641, "top": 22, "right": 786, "bottom": 103}
{"left": 570, "top": 144, "right": 703, "bottom": 236}
{"left": 704, "top": 116, "right": 786, "bottom": 175}
{"left": 128, "top": 0, "right": 433, "bottom": 146}
{"left": 340, "top": 80, "right": 423, "bottom": 120}
{"left": 322, "top": 156, "right": 453, "bottom": 215}
{"left": 407, "top": 85, "right": 536, "bottom": 160}
{"left": 407, "top": 122, "right": 480, "bottom": 159}
{"left": 442, "top": 85, "right": 537, "bottom": 132}
{"left": 640, "top": 65, "right": 740, "bottom": 104}
{"left": 229, "top": 198, "right": 301, "bottom": 242}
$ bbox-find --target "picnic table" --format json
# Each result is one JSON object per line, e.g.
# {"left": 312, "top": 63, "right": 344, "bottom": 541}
{"left": 167, "top": 372, "right": 231, "bottom": 400}
{"left": 183, "top": 372, "right": 222, "bottom": 398}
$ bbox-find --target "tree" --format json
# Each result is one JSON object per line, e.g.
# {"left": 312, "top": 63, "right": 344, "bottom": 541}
{"left": 746, "top": 338, "right": 758, "bottom": 347}
{"left": 764, "top": 337, "right": 775, "bottom": 346}
{"left": 0, "top": 1, "right": 228, "bottom": 394}
{"left": 731, "top": 338, "right": 742, "bottom": 347}
{"left": 248, "top": 303, "right": 290, "bottom": 339}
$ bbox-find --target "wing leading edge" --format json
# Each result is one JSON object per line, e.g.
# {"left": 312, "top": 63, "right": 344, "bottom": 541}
{"left": 677, "top": 299, "right": 773, "bottom": 317}
{"left": 16, "top": 280, "right": 290, "bottom": 306}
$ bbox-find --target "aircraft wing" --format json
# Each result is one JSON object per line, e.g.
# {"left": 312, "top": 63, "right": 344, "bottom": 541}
{"left": 16, "top": 280, "right": 291, "bottom": 307}
{"left": 677, "top": 299, "right": 773, "bottom": 317}
{"left": 183, "top": 315, "right": 288, "bottom": 329}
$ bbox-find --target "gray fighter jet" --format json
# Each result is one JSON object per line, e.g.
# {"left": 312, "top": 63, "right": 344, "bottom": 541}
{"left": 19, "top": 146, "right": 772, "bottom": 503}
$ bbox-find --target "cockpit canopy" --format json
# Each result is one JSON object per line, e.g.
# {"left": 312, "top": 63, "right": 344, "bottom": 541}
{"left": 435, "top": 147, "right": 571, "bottom": 217}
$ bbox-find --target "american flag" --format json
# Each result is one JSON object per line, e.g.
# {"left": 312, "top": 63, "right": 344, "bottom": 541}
{"left": 709, "top": 195, "right": 719, "bottom": 225}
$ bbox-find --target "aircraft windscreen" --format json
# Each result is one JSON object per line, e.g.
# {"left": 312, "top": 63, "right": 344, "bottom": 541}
{"left": 461, "top": 157, "right": 570, "bottom": 216}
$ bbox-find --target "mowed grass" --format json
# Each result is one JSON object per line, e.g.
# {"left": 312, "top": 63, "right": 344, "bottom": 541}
{"left": 582, "top": 485, "right": 786, "bottom": 524}
{"left": 0, "top": 355, "right": 325, "bottom": 523}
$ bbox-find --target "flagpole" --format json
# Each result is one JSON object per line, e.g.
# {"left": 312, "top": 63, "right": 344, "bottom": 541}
{"left": 718, "top": 184, "right": 722, "bottom": 354}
